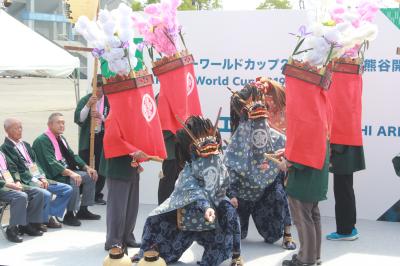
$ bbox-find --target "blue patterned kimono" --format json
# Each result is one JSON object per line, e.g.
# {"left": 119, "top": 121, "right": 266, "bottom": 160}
{"left": 224, "top": 118, "right": 292, "bottom": 243}
{"left": 135, "top": 155, "right": 241, "bottom": 266}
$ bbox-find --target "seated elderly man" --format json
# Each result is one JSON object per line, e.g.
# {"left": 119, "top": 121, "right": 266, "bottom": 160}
{"left": 33, "top": 113, "right": 100, "bottom": 226}
{"left": 2, "top": 118, "right": 73, "bottom": 230}
{"left": 0, "top": 149, "right": 44, "bottom": 242}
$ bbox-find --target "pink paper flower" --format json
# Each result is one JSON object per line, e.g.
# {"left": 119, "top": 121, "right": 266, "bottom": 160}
{"left": 144, "top": 5, "right": 161, "bottom": 15}
{"left": 132, "top": 0, "right": 182, "bottom": 57}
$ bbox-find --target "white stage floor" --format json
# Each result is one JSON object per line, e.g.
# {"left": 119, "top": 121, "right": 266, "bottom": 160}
{"left": 0, "top": 203, "right": 399, "bottom": 266}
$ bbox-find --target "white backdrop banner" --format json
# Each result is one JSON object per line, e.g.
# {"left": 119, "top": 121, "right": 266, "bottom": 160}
{"left": 139, "top": 10, "right": 400, "bottom": 221}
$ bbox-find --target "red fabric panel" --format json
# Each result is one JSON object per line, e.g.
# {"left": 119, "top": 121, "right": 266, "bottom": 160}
{"left": 157, "top": 63, "right": 202, "bottom": 133}
{"left": 103, "top": 84, "right": 167, "bottom": 159}
{"left": 328, "top": 72, "right": 363, "bottom": 146}
{"left": 285, "top": 76, "right": 332, "bottom": 169}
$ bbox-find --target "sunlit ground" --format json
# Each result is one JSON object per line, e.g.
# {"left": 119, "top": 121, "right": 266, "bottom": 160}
{"left": 1, "top": 203, "right": 399, "bottom": 266}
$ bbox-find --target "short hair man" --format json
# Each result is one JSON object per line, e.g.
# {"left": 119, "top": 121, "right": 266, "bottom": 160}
{"left": 32, "top": 113, "right": 100, "bottom": 226}
{"left": 0, "top": 149, "right": 44, "bottom": 242}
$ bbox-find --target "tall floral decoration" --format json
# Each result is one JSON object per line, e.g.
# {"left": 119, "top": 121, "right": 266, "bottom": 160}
{"left": 287, "top": 0, "right": 379, "bottom": 73}
{"left": 329, "top": 0, "right": 379, "bottom": 62}
{"left": 74, "top": 3, "right": 140, "bottom": 79}
{"left": 132, "top": 0, "right": 186, "bottom": 65}
{"left": 131, "top": 0, "right": 202, "bottom": 134}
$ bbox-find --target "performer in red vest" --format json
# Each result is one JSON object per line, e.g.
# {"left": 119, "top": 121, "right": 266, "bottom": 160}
{"left": 326, "top": 61, "right": 365, "bottom": 241}
{"left": 282, "top": 60, "right": 332, "bottom": 266}
{"left": 101, "top": 73, "right": 167, "bottom": 251}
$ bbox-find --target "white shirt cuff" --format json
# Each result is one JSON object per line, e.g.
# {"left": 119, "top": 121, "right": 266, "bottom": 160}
{"left": 80, "top": 105, "right": 90, "bottom": 122}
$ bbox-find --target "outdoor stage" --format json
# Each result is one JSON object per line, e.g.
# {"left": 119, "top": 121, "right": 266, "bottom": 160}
{"left": 0, "top": 203, "right": 399, "bottom": 266}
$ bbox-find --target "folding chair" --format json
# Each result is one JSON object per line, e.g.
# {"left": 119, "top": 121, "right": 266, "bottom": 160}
{"left": 0, "top": 202, "right": 9, "bottom": 238}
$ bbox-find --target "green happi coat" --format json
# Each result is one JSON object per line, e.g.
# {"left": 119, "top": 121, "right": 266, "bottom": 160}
{"left": 99, "top": 154, "right": 138, "bottom": 181}
{"left": 330, "top": 144, "right": 365, "bottom": 175}
{"left": 286, "top": 143, "right": 330, "bottom": 203}
{"left": 74, "top": 94, "right": 110, "bottom": 152}
{"left": 32, "top": 134, "right": 86, "bottom": 183}
{"left": 163, "top": 130, "right": 176, "bottom": 160}
{"left": 0, "top": 149, "right": 29, "bottom": 191}
{"left": 1, "top": 138, "right": 51, "bottom": 187}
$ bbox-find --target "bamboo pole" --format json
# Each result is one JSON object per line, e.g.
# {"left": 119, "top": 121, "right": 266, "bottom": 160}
{"left": 89, "top": 58, "right": 99, "bottom": 168}
{"left": 88, "top": 0, "right": 100, "bottom": 169}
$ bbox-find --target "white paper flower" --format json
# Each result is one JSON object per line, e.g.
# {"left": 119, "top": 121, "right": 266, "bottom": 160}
{"left": 75, "top": 16, "right": 90, "bottom": 33}
{"left": 76, "top": 3, "right": 138, "bottom": 75}
{"left": 118, "top": 3, "right": 133, "bottom": 16}
{"left": 98, "top": 10, "right": 112, "bottom": 25}
{"left": 102, "top": 21, "right": 116, "bottom": 37}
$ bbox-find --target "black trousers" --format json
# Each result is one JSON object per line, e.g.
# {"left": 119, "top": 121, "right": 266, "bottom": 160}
{"left": 333, "top": 173, "right": 356, "bottom": 235}
{"left": 157, "top": 159, "right": 181, "bottom": 205}
{"left": 79, "top": 132, "right": 106, "bottom": 200}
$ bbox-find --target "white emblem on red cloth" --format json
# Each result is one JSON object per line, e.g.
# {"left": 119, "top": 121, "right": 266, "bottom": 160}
{"left": 186, "top": 72, "right": 195, "bottom": 96}
{"left": 142, "top": 94, "right": 157, "bottom": 122}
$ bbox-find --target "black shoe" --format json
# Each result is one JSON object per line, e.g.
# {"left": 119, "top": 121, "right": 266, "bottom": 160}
{"left": 33, "top": 223, "right": 48, "bottom": 232}
{"left": 282, "top": 256, "right": 316, "bottom": 266}
{"left": 19, "top": 224, "right": 43, "bottom": 236}
{"left": 63, "top": 212, "right": 81, "bottom": 226}
{"left": 76, "top": 208, "right": 101, "bottom": 220}
{"left": 291, "top": 255, "right": 321, "bottom": 266}
{"left": 6, "top": 226, "right": 23, "bottom": 243}
{"left": 126, "top": 240, "right": 141, "bottom": 248}
{"left": 123, "top": 244, "right": 128, "bottom": 255}
{"left": 95, "top": 198, "right": 106, "bottom": 205}
{"left": 46, "top": 216, "right": 62, "bottom": 229}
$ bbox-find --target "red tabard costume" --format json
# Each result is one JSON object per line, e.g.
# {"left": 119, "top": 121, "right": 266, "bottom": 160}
{"left": 103, "top": 84, "right": 167, "bottom": 159}
{"left": 157, "top": 63, "right": 202, "bottom": 133}
{"left": 328, "top": 71, "right": 363, "bottom": 146}
{"left": 285, "top": 76, "right": 332, "bottom": 169}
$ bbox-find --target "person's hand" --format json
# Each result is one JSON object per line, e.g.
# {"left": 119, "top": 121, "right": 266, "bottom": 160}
{"left": 15, "top": 181, "right": 23, "bottom": 190}
{"left": 130, "top": 151, "right": 148, "bottom": 161}
{"left": 204, "top": 208, "right": 216, "bottom": 223}
{"left": 230, "top": 197, "right": 239, "bottom": 208}
{"left": 137, "top": 164, "right": 144, "bottom": 173}
{"left": 40, "top": 178, "right": 49, "bottom": 189}
{"left": 131, "top": 160, "right": 139, "bottom": 168}
{"left": 275, "top": 149, "right": 285, "bottom": 159}
{"left": 259, "top": 160, "right": 270, "bottom": 171}
{"left": 86, "top": 96, "right": 98, "bottom": 107}
{"left": 6, "top": 182, "right": 22, "bottom": 191}
{"left": 277, "top": 158, "right": 289, "bottom": 172}
{"left": 35, "top": 180, "right": 44, "bottom": 188}
{"left": 90, "top": 109, "right": 102, "bottom": 119}
{"left": 86, "top": 167, "right": 98, "bottom": 181}
{"left": 130, "top": 160, "right": 144, "bottom": 172}
{"left": 70, "top": 172, "right": 82, "bottom": 186}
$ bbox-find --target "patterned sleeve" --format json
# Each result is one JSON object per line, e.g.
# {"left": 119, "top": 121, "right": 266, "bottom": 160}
{"left": 270, "top": 128, "right": 286, "bottom": 151}
{"left": 175, "top": 167, "right": 211, "bottom": 207}
{"left": 193, "top": 199, "right": 212, "bottom": 212}
{"left": 226, "top": 169, "right": 240, "bottom": 199}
